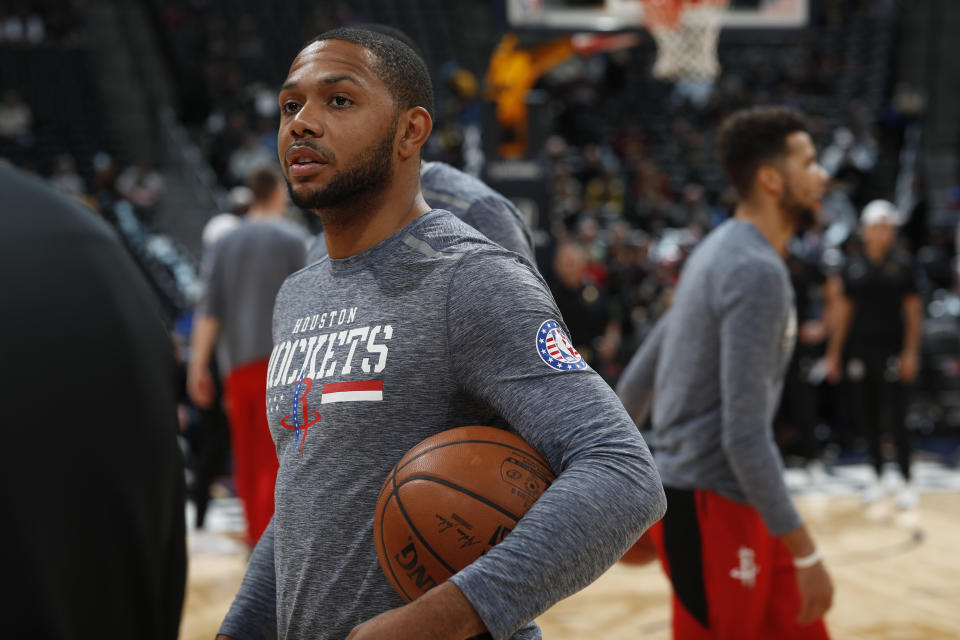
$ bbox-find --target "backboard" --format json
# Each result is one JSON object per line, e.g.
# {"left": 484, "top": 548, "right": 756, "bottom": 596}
{"left": 507, "top": 0, "right": 809, "bottom": 31}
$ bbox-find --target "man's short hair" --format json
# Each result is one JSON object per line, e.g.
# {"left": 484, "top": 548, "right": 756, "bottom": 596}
{"left": 247, "top": 166, "right": 282, "bottom": 203}
{"left": 306, "top": 27, "right": 434, "bottom": 121}
{"left": 352, "top": 23, "right": 424, "bottom": 60}
{"left": 716, "top": 106, "right": 810, "bottom": 198}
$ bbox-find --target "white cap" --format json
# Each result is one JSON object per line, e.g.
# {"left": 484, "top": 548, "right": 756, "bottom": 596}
{"left": 861, "top": 199, "right": 900, "bottom": 227}
{"left": 202, "top": 213, "right": 241, "bottom": 247}
{"left": 229, "top": 185, "right": 254, "bottom": 208}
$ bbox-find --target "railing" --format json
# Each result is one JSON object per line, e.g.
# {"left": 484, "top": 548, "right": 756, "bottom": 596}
{"left": 158, "top": 105, "right": 225, "bottom": 214}
{"left": 895, "top": 122, "right": 923, "bottom": 220}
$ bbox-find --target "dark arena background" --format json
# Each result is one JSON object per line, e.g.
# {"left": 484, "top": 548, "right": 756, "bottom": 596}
{"left": 2, "top": 1, "right": 959, "bottom": 637}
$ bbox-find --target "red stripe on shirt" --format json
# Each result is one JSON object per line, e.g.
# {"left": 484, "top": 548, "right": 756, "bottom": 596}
{"left": 322, "top": 381, "right": 383, "bottom": 394}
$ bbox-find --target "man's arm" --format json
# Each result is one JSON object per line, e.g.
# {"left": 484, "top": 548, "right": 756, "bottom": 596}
{"left": 187, "top": 314, "right": 220, "bottom": 408}
{"left": 346, "top": 582, "right": 485, "bottom": 640}
{"left": 442, "top": 253, "right": 666, "bottom": 639}
{"left": 899, "top": 292, "right": 922, "bottom": 382}
{"left": 217, "top": 520, "right": 279, "bottom": 640}
{"left": 778, "top": 525, "right": 834, "bottom": 624}
{"left": 189, "top": 243, "right": 225, "bottom": 408}
{"left": 615, "top": 316, "right": 668, "bottom": 424}
{"left": 464, "top": 196, "right": 537, "bottom": 266}
{"left": 717, "top": 263, "right": 801, "bottom": 534}
{"left": 824, "top": 274, "right": 852, "bottom": 383}
{"left": 718, "top": 263, "right": 832, "bottom": 621}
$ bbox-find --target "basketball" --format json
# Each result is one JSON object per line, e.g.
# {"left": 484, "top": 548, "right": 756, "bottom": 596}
{"left": 373, "top": 425, "right": 556, "bottom": 602}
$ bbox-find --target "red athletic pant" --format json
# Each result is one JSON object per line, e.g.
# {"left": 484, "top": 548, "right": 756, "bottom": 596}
{"left": 224, "top": 358, "right": 277, "bottom": 544}
{"left": 650, "top": 487, "right": 829, "bottom": 640}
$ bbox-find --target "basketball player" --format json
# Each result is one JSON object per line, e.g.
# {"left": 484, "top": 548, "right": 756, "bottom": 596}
{"left": 305, "top": 24, "right": 536, "bottom": 266}
{"left": 217, "top": 28, "right": 666, "bottom": 640}
{"left": 617, "top": 106, "right": 834, "bottom": 639}
{"left": 1, "top": 166, "right": 186, "bottom": 638}
{"left": 188, "top": 167, "right": 308, "bottom": 544}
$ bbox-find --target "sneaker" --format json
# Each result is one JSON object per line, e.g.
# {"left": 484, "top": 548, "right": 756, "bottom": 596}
{"left": 896, "top": 484, "right": 918, "bottom": 510}
{"left": 806, "top": 460, "right": 828, "bottom": 486}
{"left": 861, "top": 478, "right": 885, "bottom": 504}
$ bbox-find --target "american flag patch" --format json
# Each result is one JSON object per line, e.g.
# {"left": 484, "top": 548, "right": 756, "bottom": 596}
{"left": 321, "top": 380, "right": 383, "bottom": 403}
{"left": 536, "top": 320, "right": 587, "bottom": 371}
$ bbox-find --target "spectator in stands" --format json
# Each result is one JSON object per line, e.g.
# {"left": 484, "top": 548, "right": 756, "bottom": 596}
{"left": 0, "top": 89, "right": 32, "bottom": 147}
{"left": 228, "top": 132, "right": 275, "bottom": 185}
{"left": 117, "top": 161, "right": 167, "bottom": 226}
{"left": 0, "top": 6, "right": 44, "bottom": 44}
{"left": 188, "top": 167, "right": 308, "bottom": 545}
{"left": 49, "top": 153, "right": 85, "bottom": 198}
{"left": 201, "top": 185, "right": 251, "bottom": 248}
{"left": 551, "top": 241, "right": 620, "bottom": 372}
{"left": 825, "top": 200, "right": 922, "bottom": 509}
{"left": 90, "top": 151, "right": 120, "bottom": 214}
{"left": 820, "top": 126, "right": 877, "bottom": 177}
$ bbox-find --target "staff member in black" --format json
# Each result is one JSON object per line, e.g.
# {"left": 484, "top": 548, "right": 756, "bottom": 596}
{"left": 776, "top": 242, "right": 830, "bottom": 473}
{"left": 825, "top": 199, "right": 922, "bottom": 509}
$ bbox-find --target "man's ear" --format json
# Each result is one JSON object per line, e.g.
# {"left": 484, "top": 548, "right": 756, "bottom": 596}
{"left": 397, "top": 106, "right": 433, "bottom": 161}
{"left": 756, "top": 165, "right": 784, "bottom": 196}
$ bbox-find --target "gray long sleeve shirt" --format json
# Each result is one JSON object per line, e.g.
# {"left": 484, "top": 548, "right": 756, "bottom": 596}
{"left": 221, "top": 210, "right": 665, "bottom": 640}
{"left": 308, "top": 161, "right": 536, "bottom": 266}
{"left": 616, "top": 218, "right": 801, "bottom": 535}
{"left": 198, "top": 218, "right": 308, "bottom": 372}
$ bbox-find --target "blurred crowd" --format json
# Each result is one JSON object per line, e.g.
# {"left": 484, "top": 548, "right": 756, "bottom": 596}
{"left": 0, "top": 0, "right": 87, "bottom": 46}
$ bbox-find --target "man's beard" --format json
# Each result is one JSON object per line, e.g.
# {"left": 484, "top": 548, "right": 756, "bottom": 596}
{"left": 287, "top": 120, "right": 396, "bottom": 222}
{"left": 780, "top": 181, "right": 818, "bottom": 232}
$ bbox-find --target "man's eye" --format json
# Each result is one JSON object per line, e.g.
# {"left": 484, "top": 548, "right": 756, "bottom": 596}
{"left": 331, "top": 95, "right": 352, "bottom": 107}
{"left": 282, "top": 101, "right": 301, "bottom": 114}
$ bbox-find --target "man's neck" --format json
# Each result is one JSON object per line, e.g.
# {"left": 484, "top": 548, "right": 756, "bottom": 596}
{"left": 320, "top": 185, "right": 431, "bottom": 260}
{"left": 864, "top": 243, "right": 891, "bottom": 263}
{"left": 247, "top": 206, "right": 282, "bottom": 221}
{"left": 734, "top": 200, "right": 795, "bottom": 257}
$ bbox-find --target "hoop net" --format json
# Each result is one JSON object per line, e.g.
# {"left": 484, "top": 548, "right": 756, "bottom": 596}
{"left": 641, "top": 0, "right": 729, "bottom": 82}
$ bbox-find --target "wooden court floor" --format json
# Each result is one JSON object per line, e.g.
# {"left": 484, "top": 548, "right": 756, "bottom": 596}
{"left": 180, "top": 491, "right": 960, "bottom": 640}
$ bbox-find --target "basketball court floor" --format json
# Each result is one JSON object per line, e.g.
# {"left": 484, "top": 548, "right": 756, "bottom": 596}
{"left": 180, "top": 457, "right": 960, "bottom": 639}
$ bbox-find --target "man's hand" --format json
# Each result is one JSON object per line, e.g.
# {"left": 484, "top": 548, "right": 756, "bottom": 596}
{"left": 346, "top": 581, "right": 485, "bottom": 640}
{"left": 799, "top": 320, "right": 826, "bottom": 345}
{"left": 188, "top": 366, "right": 216, "bottom": 409}
{"left": 794, "top": 560, "right": 834, "bottom": 625}
{"left": 188, "top": 313, "right": 220, "bottom": 409}
{"left": 347, "top": 604, "right": 431, "bottom": 640}
{"left": 898, "top": 351, "right": 919, "bottom": 384}
{"left": 823, "top": 354, "right": 842, "bottom": 384}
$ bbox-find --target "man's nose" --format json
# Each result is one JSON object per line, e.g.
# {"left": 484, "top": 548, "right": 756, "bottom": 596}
{"left": 290, "top": 107, "right": 323, "bottom": 138}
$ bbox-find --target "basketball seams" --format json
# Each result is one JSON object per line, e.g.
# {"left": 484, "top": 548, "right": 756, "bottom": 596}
{"left": 397, "top": 438, "right": 554, "bottom": 481}
{"left": 397, "top": 474, "right": 524, "bottom": 522}
{"left": 392, "top": 479, "right": 459, "bottom": 576}
{"left": 376, "top": 465, "right": 416, "bottom": 602}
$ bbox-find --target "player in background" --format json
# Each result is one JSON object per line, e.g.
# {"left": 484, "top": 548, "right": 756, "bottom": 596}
{"left": 617, "top": 106, "right": 833, "bottom": 640}
{"left": 217, "top": 27, "right": 665, "bottom": 640}
{"left": 188, "top": 167, "right": 308, "bottom": 545}
{"left": 306, "top": 24, "right": 536, "bottom": 267}
{"left": 824, "top": 199, "right": 922, "bottom": 508}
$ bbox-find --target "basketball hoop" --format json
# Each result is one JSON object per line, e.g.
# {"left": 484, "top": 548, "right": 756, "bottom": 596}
{"left": 641, "top": 0, "right": 728, "bottom": 82}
